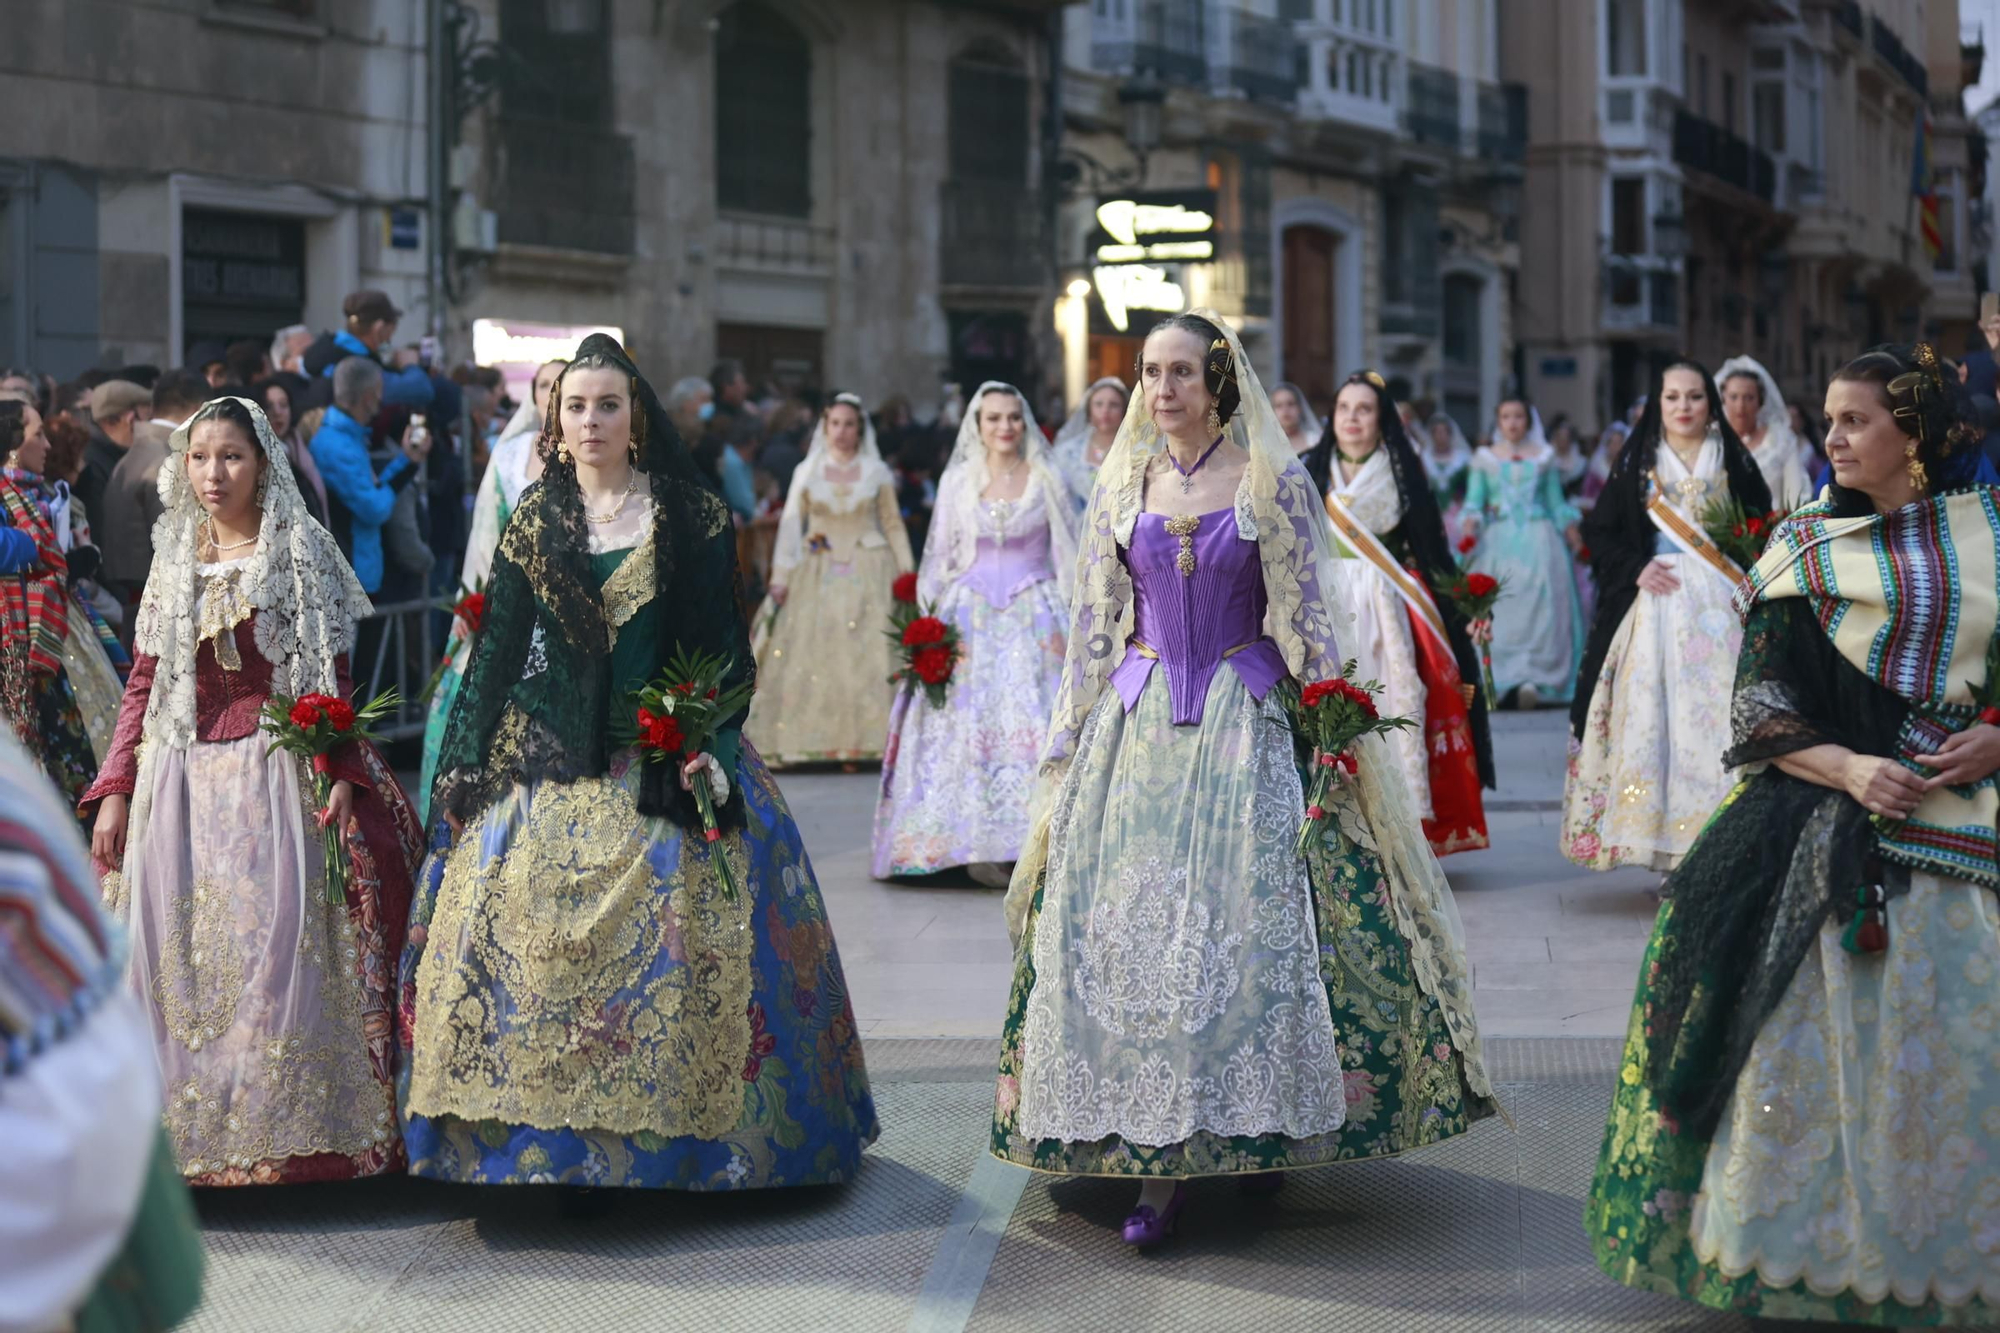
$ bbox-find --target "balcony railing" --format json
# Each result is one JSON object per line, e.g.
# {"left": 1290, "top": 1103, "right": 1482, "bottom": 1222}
{"left": 1603, "top": 256, "right": 1680, "bottom": 332}
{"left": 1090, "top": 0, "right": 1207, "bottom": 87}
{"left": 1870, "top": 14, "right": 1929, "bottom": 97}
{"left": 1477, "top": 81, "right": 1528, "bottom": 163}
{"left": 494, "top": 117, "right": 635, "bottom": 256}
{"left": 716, "top": 214, "right": 834, "bottom": 271}
{"left": 939, "top": 181, "right": 1046, "bottom": 289}
{"left": 1406, "top": 62, "right": 1461, "bottom": 149}
{"left": 1673, "top": 108, "right": 1777, "bottom": 205}
{"left": 1215, "top": 7, "right": 1298, "bottom": 102}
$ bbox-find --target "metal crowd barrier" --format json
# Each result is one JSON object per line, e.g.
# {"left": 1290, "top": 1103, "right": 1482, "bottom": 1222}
{"left": 352, "top": 597, "right": 441, "bottom": 742}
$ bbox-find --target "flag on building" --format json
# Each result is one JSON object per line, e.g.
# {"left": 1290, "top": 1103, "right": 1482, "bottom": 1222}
{"left": 1914, "top": 111, "right": 1943, "bottom": 263}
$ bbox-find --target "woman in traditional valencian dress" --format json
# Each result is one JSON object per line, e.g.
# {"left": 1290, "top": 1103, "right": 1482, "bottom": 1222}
{"left": 83, "top": 396, "right": 425, "bottom": 1185}
{"left": 1051, "top": 377, "right": 1127, "bottom": 511}
{"left": 992, "top": 311, "right": 1495, "bottom": 1248}
{"left": 417, "top": 357, "right": 564, "bottom": 812}
{"left": 1422, "top": 412, "right": 1474, "bottom": 543}
{"left": 0, "top": 400, "right": 128, "bottom": 767}
{"left": 1718, "top": 354, "right": 1815, "bottom": 512}
{"left": 1461, "top": 397, "right": 1585, "bottom": 709}
{"left": 0, "top": 402, "right": 103, "bottom": 811}
{"left": 871, "top": 383, "right": 1077, "bottom": 884}
{"left": 1589, "top": 344, "right": 2000, "bottom": 1324}
{"left": 1562, "top": 360, "right": 1770, "bottom": 872}
{"left": 403, "top": 336, "right": 876, "bottom": 1190}
{"left": 1310, "top": 374, "right": 1492, "bottom": 856}
{"left": 1271, "top": 380, "right": 1324, "bottom": 477}
{"left": 745, "top": 393, "right": 914, "bottom": 767}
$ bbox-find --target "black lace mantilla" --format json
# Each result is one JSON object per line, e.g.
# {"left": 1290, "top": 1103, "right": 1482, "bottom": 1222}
{"left": 1642, "top": 596, "right": 1913, "bottom": 1137}
{"left": 429, "top": 335, "right": 753, "bottom": 832}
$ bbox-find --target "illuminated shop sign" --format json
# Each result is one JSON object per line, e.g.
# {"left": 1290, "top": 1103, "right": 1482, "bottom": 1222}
{"left": 1092, "top": 264, "right": 1186, "bottom": 333}
{"left": 1092, "top": 191, "right": 1218, "bottom": 266}
{"left": 472, "top": 318, "right": 626, "bottom": 399}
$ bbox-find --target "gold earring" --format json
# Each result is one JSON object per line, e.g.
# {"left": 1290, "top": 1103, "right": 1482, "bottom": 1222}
{"left": 1905, "top": 441, "right": 1929, "bottom": 490}
{"left": 1206, "top": 403, "right": 1222, "bottom": 436}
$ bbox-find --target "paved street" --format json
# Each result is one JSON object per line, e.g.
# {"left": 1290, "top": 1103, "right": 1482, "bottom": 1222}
{"left": 186, "top": 712, "right": 1731, "bottom": 1333}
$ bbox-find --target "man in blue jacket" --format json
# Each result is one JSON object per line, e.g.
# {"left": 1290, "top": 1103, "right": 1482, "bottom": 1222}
{"left": 300, "top": 289, "right": 434, "bottom": 411}
{"left": 312, "top": 357, "right": 431, "bottom": 596}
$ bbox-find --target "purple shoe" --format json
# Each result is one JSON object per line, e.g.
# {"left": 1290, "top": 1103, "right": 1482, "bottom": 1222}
{"left": 1120, "top": 1183, "right": 1187, "bottom": 1248}
{"left": 1239, "top": 1171, "right": 1285, "bottom": 1199}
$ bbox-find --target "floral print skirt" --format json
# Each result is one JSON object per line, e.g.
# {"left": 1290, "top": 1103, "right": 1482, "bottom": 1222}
{"left": 1562, "top": 554, "right": 1741, "bottom": 873}
{"left": 398, "top": 743, "right": 879, "bottom": 1189}
{"left": 990, "top": 678, "right": 1495, "bottom": 1178}
{"left": 1589, "top": 875, "right": 2000, "bottom": 1324}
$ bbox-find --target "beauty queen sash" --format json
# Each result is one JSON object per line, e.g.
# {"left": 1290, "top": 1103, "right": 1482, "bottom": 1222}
{"left": 1738, "top": 488, "right": 2000, "bottom": 887}
{"left": 1644, "top": 486, "right": 1744, "bottom": 587}
{"left": 1322, "top": 492, "right": 1452, "bottom": 655}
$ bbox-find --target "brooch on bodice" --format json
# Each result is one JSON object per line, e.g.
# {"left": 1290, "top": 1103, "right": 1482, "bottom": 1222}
{"left": 1164, "top": 513, "right": 1201, "bottom": 577}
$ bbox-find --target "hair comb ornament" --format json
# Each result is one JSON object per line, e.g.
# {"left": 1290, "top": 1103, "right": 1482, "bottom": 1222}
{"left": 1363, "top": 370, "right": 1386, "bottom": 389}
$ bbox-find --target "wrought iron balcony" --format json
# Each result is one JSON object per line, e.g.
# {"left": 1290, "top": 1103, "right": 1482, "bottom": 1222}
{"left": 1216, "top": 7, "right": 1298, "bottom": 103}
{"left": 939, "top": 180, "right": 1047, "bottom": 289}
{"left": 1672, "top": 108, "right": 1777, "bottom": 206}
{"left": 1090, "top": 0, "right": 1208, "bottom": 87}
{"left": 1405, "top": 63, "right": 1461, "bottom": 150}
{"left": 494, "top": 117, "right": 634, "bottom": 256}
{"left": 1870, "top": 14, "right": 1929, "bottom": 97}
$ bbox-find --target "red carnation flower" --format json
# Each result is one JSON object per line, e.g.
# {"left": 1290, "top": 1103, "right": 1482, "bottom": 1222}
{"left": 1464, "top": 573, "right": 1500, "bottom": 598}
{"left": 902, "top": 615, "right": 948, "bottom": 647}
{"left": 455, "top": 592, "right": 487, "bottom": 633}
{"left": 636, "top": 706, "right": 684, "bottom": 754}
{"left": 892, "top": 572, "right": 919, "bottom": 604}
{"left": 325, "top": 698, "right": 356, "bottom": 731}
{"left": 913, "top": 645, "right": 954, "bottom": 685}
{"left": 1300, "top": 680, "right": 1337, "bottom": 708}
{"left": 1746, "top": 516, "right": 1764, "bottom": 536}
{"left": 288, "top": 700, "right": 323, "bottom": 729}
{"left": 1455, "top": 534, "right": 1477, "bottom": 555}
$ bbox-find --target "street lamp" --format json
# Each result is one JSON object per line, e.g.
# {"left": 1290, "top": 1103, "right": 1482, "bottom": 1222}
{"left": 1067, "top": 277, "right": 1093, "bottom": 299}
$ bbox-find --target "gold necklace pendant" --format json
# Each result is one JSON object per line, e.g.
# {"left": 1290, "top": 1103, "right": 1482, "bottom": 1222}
{"left": 1164, "top": 512, "right": 1201, "bottom": 577}
{"left": 585, "top": 469, "right": 637, "bottom": 524}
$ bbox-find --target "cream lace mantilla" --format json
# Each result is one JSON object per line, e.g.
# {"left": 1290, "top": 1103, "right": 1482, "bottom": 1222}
{"left": 133, "top": 397, "right": 371, "bottom": 753}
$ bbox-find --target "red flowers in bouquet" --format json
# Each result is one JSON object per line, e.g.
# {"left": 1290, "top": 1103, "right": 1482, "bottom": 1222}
{"left": 260, "top": 687, "right": 401, "bottom": 904}
{"left": 886, "top": 593, "right": 961, "bottom": 708}
{"left": 1433, "top": 566, "right": 1507, "bottom": 709}
{"left": 1455, "top": 533, "right": 1478, "bottom": 557}
{"left": 892, "top": 571, "right": 919, "bottom": 605}
{"left": 1288, "top": 661, "right": 1418, "bottom": 858}
{"left": 1701, "top": 495, "right": 1790, "bottom": 571}
{"left": 627, "top": 644, "right": 756, "bottom": 901}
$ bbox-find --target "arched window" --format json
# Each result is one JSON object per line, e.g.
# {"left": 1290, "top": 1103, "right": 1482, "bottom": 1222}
{"left": 715, "top": 2, "right": 812, "bottom": 217}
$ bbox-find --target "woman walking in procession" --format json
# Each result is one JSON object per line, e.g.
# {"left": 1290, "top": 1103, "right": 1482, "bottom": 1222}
{"left": 1562, "top": 359, "right": 1770, "bottom": 872}
{"left": 1311, "top": 373, "right": 1493, "bottom": 856}
{"left": 1051, "top": 376, "right": 1128, "bottom": 511}
{"left": 416, "top": 356, "right": 564, "bottom": 814}
{"left": 871, "top": 382, "right": 1077, "bottom": 885}
{"left": 746, "top": 392, "right": 914, "bottom": 767}
{"left": 1588, "top": 343, "right": 2000, "bottom": 1324}
{"left": 403, "top": 335, "right": 876, "bottom": 1191}
{"left": 83, "top": 396, "right": 425, "bottom": 1184}
{"left": 1460, "top": 396, "right": 1586, "bottom": 709}
{"left": 992, "top": 311, "right": 1495, "bottom": 1248}
{"left": 1718, "top": 354, "right": 1816, "bottom": 512}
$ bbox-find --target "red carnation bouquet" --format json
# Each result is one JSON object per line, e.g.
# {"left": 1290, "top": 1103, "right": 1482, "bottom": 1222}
{"left": 885, "top": 574, "right": 960, "bottom": 707}
{"left": 259, "top": 687, "right": 402, "bottom": 904}
{"left": 417, "top": 579, "right": 488, "bottom": 705}
{"left": 626, "top": 644, "right": 756, "bottom": 901}
{"left": 1288, "top": 662, "right": 1419, "bottom": 857}
{"left": 1434, "top": 568, "right": 1505, "bottom": 709}
{"left": 1700, "top": 495, "right": 1790, "bottom": 572}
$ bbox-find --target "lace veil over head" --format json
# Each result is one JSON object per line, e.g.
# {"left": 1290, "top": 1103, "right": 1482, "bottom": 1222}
{"left": 1715, "top": 354, "right": 1799, "bottom": 452}
{"left": 134, "top": 396, "right": 371, "bottom": 752}
{"left": 919, "top": 382, "right": 1079, "bottom": 604}
{"left": 772, "top": 392, "right": 895, "bottom": 577}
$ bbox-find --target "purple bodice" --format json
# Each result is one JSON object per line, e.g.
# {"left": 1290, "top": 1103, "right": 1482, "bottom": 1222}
{"left": 1110, "top": 508, "right": 1287, "bottom": 725}
{"left": 961, "top": 526, "right": 1055, "bottom": 609}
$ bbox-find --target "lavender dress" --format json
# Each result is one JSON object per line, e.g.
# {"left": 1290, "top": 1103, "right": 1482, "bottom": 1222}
{"left": 871, "top": 484, "right": 1069, "bottom": 876}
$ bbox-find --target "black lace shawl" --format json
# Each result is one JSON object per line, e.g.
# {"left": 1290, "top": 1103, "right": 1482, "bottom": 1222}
{"left": 1571, "top": 389, "right": 1770, "bottom": 739}
{"left": 1643, "top": 595, "right": 1910, "bottom": 1137}
{"left": 1305, "top": 409, "right": 1496, "bottom": 789}
{"left": 429, "top": 334, "right": 753, "bottom": 831}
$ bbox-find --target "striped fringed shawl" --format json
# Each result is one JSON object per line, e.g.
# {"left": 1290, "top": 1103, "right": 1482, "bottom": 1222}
{"left": 0, "top": 475, "right": 68, "bottom": 676}
{"left": 1738, "top": 485, "right": 2000, "bottom": 886}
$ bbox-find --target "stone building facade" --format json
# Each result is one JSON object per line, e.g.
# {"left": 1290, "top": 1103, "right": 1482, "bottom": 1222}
{"left": 450, "top": 0, "right": 1067, "bottom": 413}
{"left": 0, "top": 0, "right": 433, "bottom": 375}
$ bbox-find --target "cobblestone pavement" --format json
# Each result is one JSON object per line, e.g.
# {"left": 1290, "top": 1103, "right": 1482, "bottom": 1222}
{"left": 178, "top": 710, "right": 1708, "bottom": 1332}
